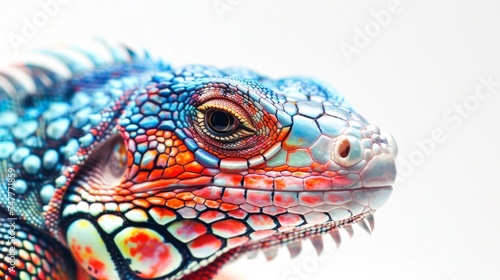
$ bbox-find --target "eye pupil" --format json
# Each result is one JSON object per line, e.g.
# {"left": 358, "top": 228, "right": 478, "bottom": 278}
{"left": 207, "top": 110, "right": 236, "bottom": 134}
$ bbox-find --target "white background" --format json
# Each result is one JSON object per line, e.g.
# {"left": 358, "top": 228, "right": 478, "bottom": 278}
{"left": 1, "top": 1, "right": 499, "bottom": 279}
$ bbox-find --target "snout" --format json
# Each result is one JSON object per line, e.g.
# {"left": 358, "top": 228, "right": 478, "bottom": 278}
{"left": 330, "top": 126, "right": 397, "bottom": 188}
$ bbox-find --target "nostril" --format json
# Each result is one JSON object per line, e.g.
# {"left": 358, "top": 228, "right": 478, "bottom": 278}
{"left": 338, "top": 139, "right": 350, "bottom": 158}
{"left": 333, "top": 136, "right": 363, "bottom": 167}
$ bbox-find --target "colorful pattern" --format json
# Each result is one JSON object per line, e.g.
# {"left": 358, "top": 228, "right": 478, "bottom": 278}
{"left": 0, "top": 41, "right": 397, "bottom": 279}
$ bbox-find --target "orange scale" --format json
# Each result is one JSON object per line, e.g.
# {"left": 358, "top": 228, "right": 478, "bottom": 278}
{"left": 211, "top": 219, "right": 248, "bottom": 238}
{"left": 146, "top": 129, "right": 157, "bottom": 135}
{"left": 149, "top": 169, "right": 164, "bottom": 181}
{"left": 175, "top": 152, "right": 194, "bottom": 165}
{"left": 175, "top": 192, "right": 195, "bottom": 201}
{"left": 156, "top": 192, "right": 176, "bottom": 199}
{"left": 163, "top": 165, "right": 184, "bottom": 178}
{"left": 193, "top": 196, "right": 206, "bottom": 204}
{"left": 184, "top": 161, "right": 205, "bottom": 173}
{"left": 146, "top": 197, "right": 166, "bottom": 205}
{"left": 167, "top": 157, "right": 177, "bottom": 166}
{"left": 243, "top": 175, "right": 274, "bottom": 190}
{"left": 185, "top": 200, "right": 196, "bottom": 207}
{"left": 298, "top": 167, "right": 312, "bottom": 172}
{"left": 134, "top": 171, "right": 150, "bottom": 183}
{"left": 310, "top": 162, "right": 326, "bottom": 172}
{"left": 127, "top": 151, "right": 134, "bottom": 166}
{"left": 204, "top": 200, "right": 221, "bottom": 208}
{"left": 132, "top": 199, "right": 151, "bottom": 208}
{"left": 166, "top": 198, "right": 185, "bottom": 209}
{"left": 220, "top": 203, "right": 238, "bottom": 211}
{"left": 227, "top": 236, "right": 250, "bottom": 249}
{"left": 304, "top": 177, "right": 332, "bottom": 191}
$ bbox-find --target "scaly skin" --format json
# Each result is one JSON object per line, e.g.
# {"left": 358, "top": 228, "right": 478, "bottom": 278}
{"left": 0, "top": 41, "right": 397, "bottom": 280}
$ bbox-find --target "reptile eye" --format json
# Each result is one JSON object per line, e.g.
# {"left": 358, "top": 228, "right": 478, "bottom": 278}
{"left": 194, "top": 99, "right": 256, "bottom": 144}
{"left": 206, "top": 109, "right": 239, "bottom": 135}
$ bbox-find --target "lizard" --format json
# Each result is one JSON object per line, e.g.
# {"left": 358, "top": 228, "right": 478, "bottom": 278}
{"left": 0, "top": 41, "right": 397, "bottom": 280}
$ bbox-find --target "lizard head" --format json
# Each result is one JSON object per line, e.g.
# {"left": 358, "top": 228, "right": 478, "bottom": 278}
{"left": 59, "top": 66, "right": 397, "bottom": 279}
